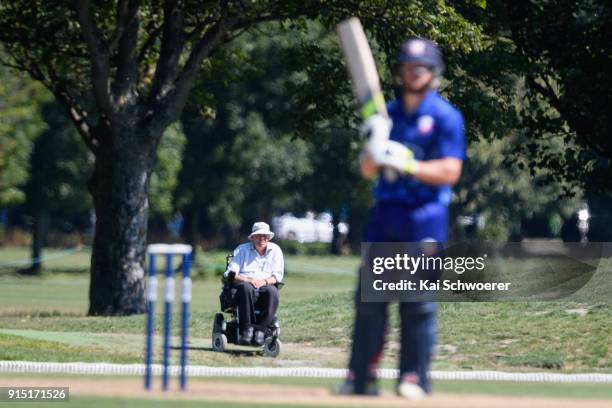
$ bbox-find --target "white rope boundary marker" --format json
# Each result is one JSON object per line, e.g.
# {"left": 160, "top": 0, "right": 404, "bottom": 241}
{"left": 1, "top": 361, "right": 611, "bottom": 384}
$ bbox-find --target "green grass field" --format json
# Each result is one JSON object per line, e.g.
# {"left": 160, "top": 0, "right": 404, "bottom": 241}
{"left": 0, "top": 246, "right": 611, "bottom": 371}
{"left": 0, "top": 245, "right": 611, "bottom": 405}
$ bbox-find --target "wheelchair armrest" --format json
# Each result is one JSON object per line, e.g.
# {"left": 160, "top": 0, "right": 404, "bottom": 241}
{"left": 223, "top": 271, "right": 236, "bottom": 286}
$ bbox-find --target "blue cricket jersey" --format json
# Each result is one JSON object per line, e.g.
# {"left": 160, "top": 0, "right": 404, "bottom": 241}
{"left": 375, "top": 91, "right": 466, "bottom": 206}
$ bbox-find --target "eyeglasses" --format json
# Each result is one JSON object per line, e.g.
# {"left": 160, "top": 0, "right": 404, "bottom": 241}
{"left": 402, "top": 65, "right": 431, "bottom": 76}
{"left": 252, "top": 235, "right": 270, "bottom": 240}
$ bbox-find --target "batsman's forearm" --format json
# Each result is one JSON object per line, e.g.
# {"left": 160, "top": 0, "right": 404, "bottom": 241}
{"left": 412, "top": 158, "right": 463, "bottom": 186}
{"left": 360, "top": 154, "right": 379, "bottom": 179}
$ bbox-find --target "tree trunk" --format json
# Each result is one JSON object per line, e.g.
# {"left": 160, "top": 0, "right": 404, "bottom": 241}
{"left": 88, "top": 130, "right": 155, "bottom": 316}
{"left": 29, "top": 209, "right": 49, "bottom": 275}
{"left": 330, "top": 209, "right": 341, "bottom": 255}
{"left": 182, "top": 204, "right": 199, "bottom": 263}
{"left": 348, "top": 204, "right": 370, "bottom": 255}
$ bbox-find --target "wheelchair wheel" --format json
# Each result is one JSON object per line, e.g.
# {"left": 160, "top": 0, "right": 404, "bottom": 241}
{"left": 263, "top": 337, "right": 281, "bottom": 358}
{"left": 212, "top": 332, "right": 227, "bottom": 352}
{"left": 212, "top": 313, "right": 227, "bottom": 352}
{"left": 213, "top": 313, "right": 225, "bottom": 333}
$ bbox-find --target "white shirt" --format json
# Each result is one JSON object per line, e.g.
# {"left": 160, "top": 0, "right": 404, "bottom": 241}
{"left": 225, "top": 242, "right": 284, "bottom": 282}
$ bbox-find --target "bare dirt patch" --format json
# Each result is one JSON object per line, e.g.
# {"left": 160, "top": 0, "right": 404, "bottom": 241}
{"left": 2, "top": 376, "right": 611, "bottom": 408}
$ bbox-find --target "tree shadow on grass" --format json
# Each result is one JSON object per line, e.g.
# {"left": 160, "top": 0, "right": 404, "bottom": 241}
{"left": 170, "top": 345, "right": 261, "bottom": 356}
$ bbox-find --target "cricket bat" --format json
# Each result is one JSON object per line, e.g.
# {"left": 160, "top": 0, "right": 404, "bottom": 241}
{"left": 337, "top": 17, "right": 399, "bottom": 181}
{"left": 336, "top": 17, "right": 387, "bottom": 120}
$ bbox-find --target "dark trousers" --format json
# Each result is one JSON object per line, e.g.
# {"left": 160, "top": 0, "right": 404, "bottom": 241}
{"left": 232, "top": 282, "right": 279, "bottom": 333}
{"left": 348, "top": 201, "right": 447, "bottom": 393}
{"left": 349, "top": 289, "right": 437, "bottom": 393}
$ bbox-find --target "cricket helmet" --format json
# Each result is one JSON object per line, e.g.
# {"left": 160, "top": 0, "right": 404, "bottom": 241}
{"left": 398, "top": 38, "right": 444, "bottom": 75}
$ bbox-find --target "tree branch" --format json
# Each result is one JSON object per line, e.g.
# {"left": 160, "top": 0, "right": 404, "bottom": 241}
{"left": 148, "top": 0, "right": 186, "bottom": 103}
{"left": 526, "top": 75, "right": 563, "bottom": 116}
{"left": 137, "top": 23, "right": 162, "bottom": 63}
{"left": 108, "top": 0, "right": 128, "bottom": 52}
{"left": 26, "top": 63, "right": 99, "bottom": 154}
{"left": 60, "top": 98, "right": 98, "bottom": 153}
{"left": 176, "top": 8, "right": 307, "bottom": 94}
{"left": 0, "top": 48, "right": 95, "bottom": 146}
{"left": 144, "top": 1, "right": 326, "bottom": 134}
{"left": 145, "top": 13, "right": 237, "bottom": 136}
{"left": 114, "top": 0, "right": 141, "bottom": 107}
{"left": 73, "top": 0, "right": 114, "bottom": 122}
{"left": 108, "top": 0, "right": 136, "bottom": 53}
{"left": 183, "top": 16, "right": 217, "bottom": 43}
{"left": 527, "top": 75, "right": 606, "bottom": 157}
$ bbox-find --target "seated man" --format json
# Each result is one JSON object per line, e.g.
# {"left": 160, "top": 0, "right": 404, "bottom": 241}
{"left": 225, "top": 221, "right": 284, "bottom": 346}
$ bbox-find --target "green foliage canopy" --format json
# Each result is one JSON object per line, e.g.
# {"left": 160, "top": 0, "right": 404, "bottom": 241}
{"left": 0, "top": 63, "right": 50, "bottom": 206}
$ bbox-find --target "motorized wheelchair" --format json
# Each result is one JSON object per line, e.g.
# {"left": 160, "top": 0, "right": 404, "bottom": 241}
{"left": 211, "top": 253, "right": 283, "bottom": 357}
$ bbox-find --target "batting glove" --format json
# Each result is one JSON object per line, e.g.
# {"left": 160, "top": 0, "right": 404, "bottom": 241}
{"left": 359, "top": 114, "right": 392, "bottom": 164}
{"left": 360, "top": 114, "right": 392, "bottom": 144}
{"left": 375, "top": 140, "right": 419, "bottom": 175}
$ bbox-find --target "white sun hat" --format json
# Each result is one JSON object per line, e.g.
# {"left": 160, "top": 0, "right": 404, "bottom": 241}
{"left": 248, "top": 221, "right": 275, "bottom": 239}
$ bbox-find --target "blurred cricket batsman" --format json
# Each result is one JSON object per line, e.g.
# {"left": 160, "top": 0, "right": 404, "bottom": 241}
{"left": 339, "top": 38, "right": 466, "bottom": 398}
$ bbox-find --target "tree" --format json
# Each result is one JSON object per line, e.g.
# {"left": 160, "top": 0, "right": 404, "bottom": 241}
{"left": 474, "top": 1, "right": 612, "bottom": 192}
{"left": 24, "top": 101, "right": 93, "bottom": 274}
{"left": 452, "top": 136, "right": 582, "bottom": 243}
{"left": 175, "top": 34, "right": 313, "bottom": 256}
{"left": 0, "top": 1, "right": 484, "bottom": 315}
{"left": 23, "top": 102, "right": 184, "bottom": 274}
{"left": 174, "top": 11, "right": 487, "bottom": 255}
{"left": 0, "top": 62, "right": 49, "bottom": 207}
{"left": 148, "top": 122, "right": 186, "bottom": 220}
{"left": 280, "top": 28, "right": 374, "bottom": 252}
